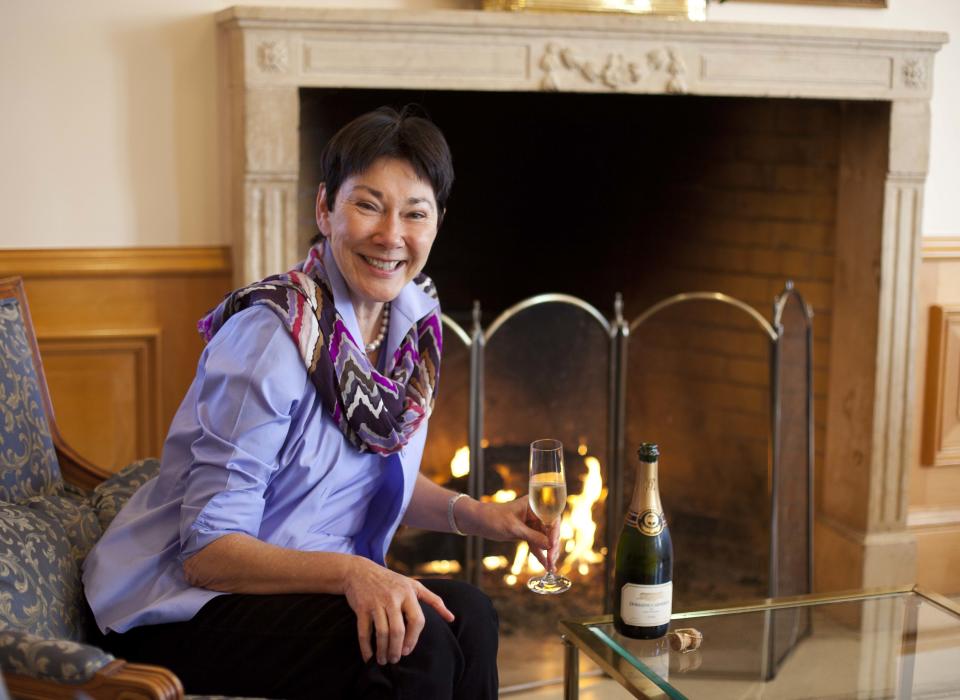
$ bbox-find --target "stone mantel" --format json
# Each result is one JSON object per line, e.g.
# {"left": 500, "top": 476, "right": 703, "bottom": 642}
{"left": 217, "top": 7, "right": 946, "bottom": 282}
{"left": 217, "top": 6, "right": 946, "bottom": 594}
{"left": 218, "top": 7, "right": 944, "bottom": 101}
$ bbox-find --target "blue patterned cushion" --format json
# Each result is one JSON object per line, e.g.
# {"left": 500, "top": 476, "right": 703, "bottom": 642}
{"left": 25, "top": 493, "right": 101, "bottom": 572}
{"left": 0, "top": 297, "right": 61, "bottom": 502}
{"left": 0, "top": 501, "right": 82, "bottom": 641}
{"left": 91, "top": 458, "right": 159, "bottom": 531}
{"left": 0, "top": 629, "right": 113, "bottom": 683}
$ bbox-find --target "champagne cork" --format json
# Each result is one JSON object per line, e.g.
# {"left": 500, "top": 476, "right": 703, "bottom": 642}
{"left": 667, "top": 627, "right": 703, "bottom": 653}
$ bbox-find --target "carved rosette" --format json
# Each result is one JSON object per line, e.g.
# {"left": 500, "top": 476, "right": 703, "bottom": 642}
{"left": 257, "top": 40, "right": 290, "bottom": 74}
{"left": 902, "top": 58, "right": 926, "bottom": 89}
{"left": 540, "top": 42, "right": 688, "bottom": 93}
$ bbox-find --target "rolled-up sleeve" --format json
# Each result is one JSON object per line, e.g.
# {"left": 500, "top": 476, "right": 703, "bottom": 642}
{"left": 178, "top": 306, "right": 309, "bottom": 560}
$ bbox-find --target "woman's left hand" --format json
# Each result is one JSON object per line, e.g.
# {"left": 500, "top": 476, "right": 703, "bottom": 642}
{"left": 459, "top": 497, "right": 561, "bottom": 572}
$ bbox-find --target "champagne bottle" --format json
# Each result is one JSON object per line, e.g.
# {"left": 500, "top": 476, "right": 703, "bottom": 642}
{"left": 614, "top": 443, "right": 674, "bottom": 639}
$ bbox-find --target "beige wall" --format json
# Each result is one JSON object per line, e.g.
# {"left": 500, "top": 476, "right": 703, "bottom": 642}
{"left": 0, "top": 0, "right": 958, "bottom": 250}
{"left": 0, "top": 0, "right": 468, "bottom": 250}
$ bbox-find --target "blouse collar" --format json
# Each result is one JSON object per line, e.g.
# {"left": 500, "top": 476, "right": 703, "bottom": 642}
{"left": 322, "top": 242, "right": 439, "bottom": 358}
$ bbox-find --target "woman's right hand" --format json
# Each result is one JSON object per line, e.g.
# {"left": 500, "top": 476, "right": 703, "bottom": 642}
{"left": 343, "top": 557, "right": 454, "bottom": 665}
{"left": 184, "top": 534, "right": 453, "bottom": 665}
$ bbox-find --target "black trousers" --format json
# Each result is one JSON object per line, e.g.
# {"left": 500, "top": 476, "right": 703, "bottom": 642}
{"left": 92, "top": 579, "right": 498, "bottom": 700}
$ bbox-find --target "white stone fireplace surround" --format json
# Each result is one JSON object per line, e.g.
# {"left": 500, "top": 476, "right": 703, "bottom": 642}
{"left": 216, "top": 6, "right": 946, "bottom": 593}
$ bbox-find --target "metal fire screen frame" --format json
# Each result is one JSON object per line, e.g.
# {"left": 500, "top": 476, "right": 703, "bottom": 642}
{"left": 440, "top": 283, "right": 814, "bottom": 608}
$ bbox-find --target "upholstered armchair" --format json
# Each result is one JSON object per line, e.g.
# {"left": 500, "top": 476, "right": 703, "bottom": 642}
{"left": 0, "top": 277, "right": 256, "bottom": 700}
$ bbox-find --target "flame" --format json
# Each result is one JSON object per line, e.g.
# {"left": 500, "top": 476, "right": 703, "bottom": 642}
{"left": 483, "top": 555, "right": 509, "bottom": 570}
{"left": 443, "top": 444, "right": 607, "bottom": 587}
{"left": 450, "top": 446, "right": 470, "bottom": 478}
{"left": 502, "top": 453, "right": 606, "bottom": 586}
{"left": 508, "top": 540, "right": 529, "bottom": 585}
{"left": 491, "top": 489, "right": 517, "bottom": 503}
{"left": 417, "top": 559, "right": 462, "bottom": 575}
{"left": 558, "top": 456, "right": 605, "bottom": 576}
{"left": 527, "top": 552, "right": 545, "bottom": 573}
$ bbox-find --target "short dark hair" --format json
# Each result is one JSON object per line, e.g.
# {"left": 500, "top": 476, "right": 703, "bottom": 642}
{"left": 319, "top": 105, "right": 454, "bottom": 220}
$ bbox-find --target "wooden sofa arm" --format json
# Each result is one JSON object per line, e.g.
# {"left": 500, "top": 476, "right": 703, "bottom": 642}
{"left": 54, "top": 440, "right": 114, "bottom": 491}
{"left": 5, "top": 659, "right": 183, "bottom": 700}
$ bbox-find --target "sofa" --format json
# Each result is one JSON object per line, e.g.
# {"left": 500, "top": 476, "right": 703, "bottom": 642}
{"left": 0, "top": 276, "right": 259, "bottom": 700}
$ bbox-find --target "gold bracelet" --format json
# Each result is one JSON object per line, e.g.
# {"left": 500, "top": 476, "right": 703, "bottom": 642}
{"left": 447, "top": 493, "right": 468, "bottom": 536}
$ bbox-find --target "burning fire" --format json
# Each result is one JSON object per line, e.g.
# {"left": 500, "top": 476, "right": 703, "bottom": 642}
{"left": 559, "top": 456, "right": 605, "bottom": 577}
{"left": 483, "top": 555, "right": 509, "bottom": 570}
{"left": 423, "top": 444, "right": 606, "bottom": 585}
{"left": 502, "top": 448, "right": 605, "bottom": 585}
{"left": 416, "top": 559, "right": 462, "bottom": 575}
{"left": 450, "top": 446, "right": 470, "bottom": 478}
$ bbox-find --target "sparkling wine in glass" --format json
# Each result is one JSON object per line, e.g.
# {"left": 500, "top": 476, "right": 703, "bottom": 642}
{"left": 527, "top": 438, "right": 572, "bottom": 595}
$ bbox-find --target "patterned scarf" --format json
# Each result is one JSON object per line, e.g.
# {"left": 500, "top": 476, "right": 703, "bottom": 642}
{"left": 197, "top": 242, "right": 442, "bottom": 455}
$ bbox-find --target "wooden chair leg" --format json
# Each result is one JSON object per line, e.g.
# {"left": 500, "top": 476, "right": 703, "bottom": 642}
{"left": 6, "top": 659, "right": 183, "bottom": 700}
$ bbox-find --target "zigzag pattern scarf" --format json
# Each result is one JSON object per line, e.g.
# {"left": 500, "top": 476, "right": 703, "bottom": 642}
{"left": 197, "top": 242, "right": 442, "bottom": 455}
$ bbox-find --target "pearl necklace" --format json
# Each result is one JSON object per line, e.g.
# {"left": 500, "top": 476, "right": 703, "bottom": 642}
{"left": 365, "top": 303, "right": 390, "bottom": 354}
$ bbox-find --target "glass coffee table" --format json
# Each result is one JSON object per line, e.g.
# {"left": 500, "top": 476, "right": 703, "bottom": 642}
{"left": 558, "top": 585, "right": 960, "bottom": 699}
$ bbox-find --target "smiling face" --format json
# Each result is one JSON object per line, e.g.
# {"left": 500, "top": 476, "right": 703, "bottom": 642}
{"left": 316, "top": 157, "right": 440, "bottom": 309}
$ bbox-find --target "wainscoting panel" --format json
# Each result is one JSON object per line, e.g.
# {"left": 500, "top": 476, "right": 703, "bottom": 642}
{"left": 0, "top": 247, "right": 233, "bottom": 473}
{"left": 914, "top": 525, "right": 960, "bottom": 595}
{"left": 39, "top": 330, "right": 162, "bottom": 473}
{"left": 921, "top": 304, "right": 960, "bottom": 468}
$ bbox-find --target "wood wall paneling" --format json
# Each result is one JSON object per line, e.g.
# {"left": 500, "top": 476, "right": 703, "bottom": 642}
{"left": 0, "top": 247, "right": 233, "bottom": 473}
{"left": 0, "top": 246, "right": 232, "bottom": 277}
{"left": 921, "top": 304, "right": 960, "bottom": 468}
{"left": 39, "top": 330, "right": 162, "bottom": 472}
{"left": 914, "top": 527, "right": 960, "bottom": 594}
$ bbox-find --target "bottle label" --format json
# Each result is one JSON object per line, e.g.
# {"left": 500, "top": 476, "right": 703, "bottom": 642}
{"left": 620, "top": 581, "right": 673, "bottom": 627}
{"left": 626, "top": 509, "right": 666, "bottom": 536}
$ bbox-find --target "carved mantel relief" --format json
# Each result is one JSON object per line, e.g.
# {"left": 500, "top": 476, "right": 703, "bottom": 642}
{"left": 539, "top": 42, "right": 688, "bottom": 93}
{"left": 902, "top": 57, "right": 928, "bottom": 89}
{"left": 257, "top": 40, "right": 290, "bottom": 74}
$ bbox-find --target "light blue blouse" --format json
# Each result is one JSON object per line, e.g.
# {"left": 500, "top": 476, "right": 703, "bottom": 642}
{"left": 83, "top": 247, "right": 437, "bottom": 634}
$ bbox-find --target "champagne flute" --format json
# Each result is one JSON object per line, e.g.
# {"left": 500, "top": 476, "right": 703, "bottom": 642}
{"left": 527, "top": 438, "right": 572, "bottom": 594}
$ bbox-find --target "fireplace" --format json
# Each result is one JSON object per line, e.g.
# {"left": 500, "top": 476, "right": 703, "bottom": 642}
{"left": 216, "top": 5, "right": 946, "bottom": 688}
{"left": 297, "top": 86, "right": 820, "bottom": 580}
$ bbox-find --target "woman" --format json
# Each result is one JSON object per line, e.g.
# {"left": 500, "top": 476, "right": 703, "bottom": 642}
{"left": 83, "top": 106, "right": 559, "bottom": 699}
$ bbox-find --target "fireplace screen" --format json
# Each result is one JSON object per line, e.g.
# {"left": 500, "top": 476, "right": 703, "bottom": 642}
{"left": 387, "top": 284, "right": 813, "bottom": 690}
{"left": 625, "top": 293, "right": 778, "bottom": 609}
{"left": 480, "top": 298, "right": 612, "bottom": 630}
